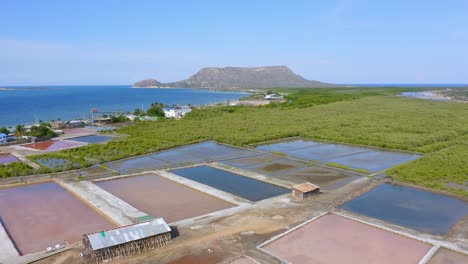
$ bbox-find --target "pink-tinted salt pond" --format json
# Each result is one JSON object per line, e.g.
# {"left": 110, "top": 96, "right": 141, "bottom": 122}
{"left": 262, "top": 213, "right": 431, "bottom": 264}
{"left": 21, "top": 140, "right": 85, "bottom": 151}
{"left": 63, "top": 128, "right": 95, "bottom": 134}
{"left": 0, "top": 153, "right": 18, "bottom": 165}
{"left": 0, "top": 182, "right": 114, "bottom": 255}
{"left": 96, "top": 174, "right": 235, "bottom": 223}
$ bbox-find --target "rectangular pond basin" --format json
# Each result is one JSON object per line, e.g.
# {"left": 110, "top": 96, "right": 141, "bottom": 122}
{"left": 105, "top": 141, "right": 260, "bottom": 173}
{"left": 0, "top": 182, "right": 114, "bottom": 255}
{"left": 256, "top": 139, "right": 420, "bottom": 172}
{"left": 69, "top": 135, "right": 112, "bottom": 144}
{"left": 21, "top": 140, "right": 86, "bottom": 151}
{"left": 107, "top": 156, "right": 170, "bottom": 173}
{"left": 170, "top": 166, "right": 289, "bottom": 202}
{"left": 339, "top": 183, "right": 468, "bottom": 235}
{"left": 96, "top": 174, "right": 235, "bottom": 223}
{"left": 261, "top": 213, "right": 431, "bottom": 264}
{"left": 428, "top": 247, "right": 468, "bottom": 264}
{"left": 223, "top": 156, "right": 358, "bottom": 188}
{"left": 0, "top": 153, "right": 18, "bottom": 165}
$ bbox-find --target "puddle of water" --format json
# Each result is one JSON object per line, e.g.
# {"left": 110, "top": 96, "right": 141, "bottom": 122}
{"left": 262, "top": 213, "right": 431, "bottom": 264}
{"left": 96, "top": 174, "right": 234, "bottom": 222}
{"left": 0, "top": 182, "right": 114, "bottom": 255}
{"left": 170, "top": 166, "right": 289, "bottom": 202}
{"left": 22, "top": 140, "right": 85, "bottom": 151}
{"left": 256, "top": 139, "right": 420, "bottom": 172}
{"left": 327, "top": 150, "right": 420, "bottom": 172}
{"left": 0, "top": 153, "right": 18, "bottom": 165}
{"left": 428, "top": 247, "right": 468, "bottom": 264}
{"left": 69, "top": 135, "right": 112, "bottom": 144}
{"left": 339, "top": 183, "right": 468, "bottom": 234}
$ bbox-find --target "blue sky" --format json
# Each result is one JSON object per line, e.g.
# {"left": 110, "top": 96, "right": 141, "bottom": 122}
{"left": 1, "top": 0, "right": 467, "bottom": 85}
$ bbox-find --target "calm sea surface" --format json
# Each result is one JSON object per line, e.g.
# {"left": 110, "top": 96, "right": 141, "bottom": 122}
{"left": 0, "top": 85, "right": 248, "bottom": 127}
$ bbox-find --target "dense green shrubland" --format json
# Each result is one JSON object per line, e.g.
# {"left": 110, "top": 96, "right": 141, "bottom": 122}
{"left": 3, "top": 87, "right": 467, "bottom": 195}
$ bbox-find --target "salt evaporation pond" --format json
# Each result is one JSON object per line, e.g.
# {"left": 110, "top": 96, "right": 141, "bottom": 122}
{"left": 257, "top": 139, "right": 420, "bottom": 172}
{"left": 0, "top": 153, "right": 18, "bottom": 165}
{"left": 106, "top": 141, "right": 259, "bottom": 173}
{"left": 339, "top": 183, "right": 468, "bottom": 234}
{"left": 0, "top": 182, "right": 114, "bottom": 254}
{"left": 171, "top": 166, "right": 289, "bottom": 202}
{"left": 70, "top": 135, "right": 112, "bottom": 144}
{"left": 96, "top": 174, "right": 234, "bottom": 222}
{"left": 21, "top": 140, "right": 85, "bottom": 151}
{"left": 262, "top": 213, "right": 431, "bottom": 264}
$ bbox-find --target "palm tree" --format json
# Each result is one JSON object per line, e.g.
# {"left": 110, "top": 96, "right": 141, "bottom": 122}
{"left": 15, "top": 125, "right": 25, "bottom": 140}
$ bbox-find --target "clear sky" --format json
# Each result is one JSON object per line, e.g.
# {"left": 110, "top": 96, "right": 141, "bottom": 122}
{"left": 1, "top": 0, "right": 467, "bottom": 85}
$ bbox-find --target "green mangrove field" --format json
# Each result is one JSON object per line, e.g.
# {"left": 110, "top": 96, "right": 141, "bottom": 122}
{"left": 2, "top": 87, "right": 467, "bottom": 196}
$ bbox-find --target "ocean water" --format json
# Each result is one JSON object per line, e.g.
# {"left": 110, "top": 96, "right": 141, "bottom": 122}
{"left": 0, "top": 85, "right": 248, "bottom": 127}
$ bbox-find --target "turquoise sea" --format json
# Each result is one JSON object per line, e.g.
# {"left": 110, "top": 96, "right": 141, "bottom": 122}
{"left": 0, "top": 85, "right": 248, "bottom": 128}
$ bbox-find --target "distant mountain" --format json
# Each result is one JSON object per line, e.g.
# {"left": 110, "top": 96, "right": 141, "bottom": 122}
{"left": 133, "top": 79, "right": 163, "bottom": 88}
{"left": 133, "top": 66, "right": 335, "bottom": 89}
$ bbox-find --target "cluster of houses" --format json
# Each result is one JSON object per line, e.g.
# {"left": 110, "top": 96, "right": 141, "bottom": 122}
{"left": 163, "top": 106, "right": 192, "bottom": 119}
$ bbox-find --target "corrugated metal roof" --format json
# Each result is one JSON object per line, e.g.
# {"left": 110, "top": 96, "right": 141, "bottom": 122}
{"left": 86, "top": 218, "right": 171, "bottom": 251}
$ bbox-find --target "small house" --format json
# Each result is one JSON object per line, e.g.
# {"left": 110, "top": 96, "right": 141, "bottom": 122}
{"left": 50, "top": 121, "right": 65, "bottom": 129}
{"left": 291, "top": 182, "right": 320, "bottom": 200}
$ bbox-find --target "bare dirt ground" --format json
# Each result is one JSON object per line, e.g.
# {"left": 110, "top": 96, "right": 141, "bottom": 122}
{"left": 21, "top": 174, "right": 468, "bottom": 264}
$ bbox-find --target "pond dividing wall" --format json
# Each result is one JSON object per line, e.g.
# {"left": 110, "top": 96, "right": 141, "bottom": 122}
{"left": 0, "top": 182, "right": 114, "bottom": 255}
{"left": 170, "top": 166, "right": 289, "bottom": 202}
{"left": 339, "top": 183, "right": 468, "bottom": 235}
{"left": 261, "top": 213, "right": 431, "bottom": 264}
{"left": 96, "top": 174, "right": 235, "bottom": 223}
{"left": 256, "top": 139, "right": 420, "bottom": 172}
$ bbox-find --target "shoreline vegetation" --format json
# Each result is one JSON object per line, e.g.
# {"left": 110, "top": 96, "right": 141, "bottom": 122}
{"left": 1, "top": 87, "right": 467, "bottom": 196}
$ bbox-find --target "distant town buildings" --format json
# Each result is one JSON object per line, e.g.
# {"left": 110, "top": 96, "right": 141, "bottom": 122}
{"left": 163, "top": 106, "right": 192, "bottom": 119}
{"left": 264, "top": 94, "right": 284, "bottom": 100}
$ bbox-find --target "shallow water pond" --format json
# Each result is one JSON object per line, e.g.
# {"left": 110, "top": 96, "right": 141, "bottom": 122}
{"left": 171, "top": 166, "right": 289, "bottom": 202}
{"left": 339, "top": 183, "right": 468, "bottom": 234}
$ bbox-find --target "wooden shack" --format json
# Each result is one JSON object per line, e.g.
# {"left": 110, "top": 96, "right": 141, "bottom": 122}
{"left": 81, "top": 218, "right": 171, "bottom": 263}
{"left": 291, "top": 182, "right": 320, "bottom": 200}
